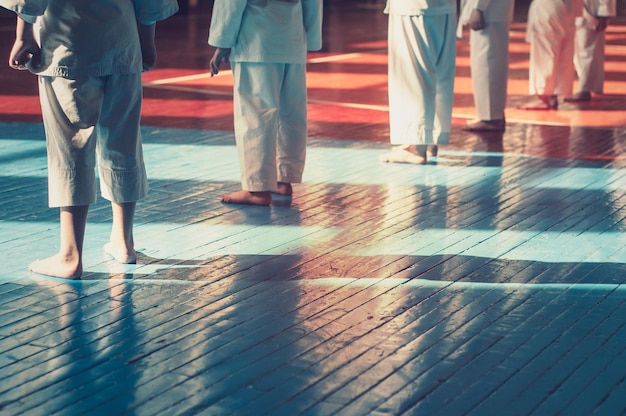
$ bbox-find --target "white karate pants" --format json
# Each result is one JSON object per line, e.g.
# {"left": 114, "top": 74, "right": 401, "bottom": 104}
{"left": 470, "top": 21, "right": 510, "bottom": 121}
{"left": 574, "top": 16, "right": 606, "bottom": 93}
{"left": 39, "top": 74, "right": 148, "bottom": 207}
{"left": 387, "top": 12, "right": 456, "bottom": 145}
{"left": 527, "top": 0, "right": 579, "bottom": 96}
{"left": 231, "top": 62, "right": 307, "bottom": 192}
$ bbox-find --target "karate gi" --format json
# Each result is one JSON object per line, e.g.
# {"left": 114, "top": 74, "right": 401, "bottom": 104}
{"left": 208, "top": 0, "right": 323, "bottom": 192}
{"left": 526, "top": 0, "right": 583, "bottom": 96}
{"left": 384, "top": 0, "right": 456, "bottom": 146}
{"left": 0, "top": 0, "right": 179, "bottom": 207}
{"left": 458, "top": 0, "right": 515, "bottom": 121}
{"left": 574, "top": 0, "right": 616, "bottom": 93}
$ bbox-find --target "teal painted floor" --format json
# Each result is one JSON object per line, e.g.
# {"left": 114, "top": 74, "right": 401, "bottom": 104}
{"left": 1, "top": 121, "right": 625, "bottom": 415}
{"left": 2, "top": 2, "right": 626, "bottom": 415}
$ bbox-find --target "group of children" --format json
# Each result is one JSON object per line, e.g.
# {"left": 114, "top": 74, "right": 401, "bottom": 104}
{"left": 0, "top": 0, "right": 323, "bottom": 279}
{"left": 0, "top": 0, "right": 615, "bottom": 279}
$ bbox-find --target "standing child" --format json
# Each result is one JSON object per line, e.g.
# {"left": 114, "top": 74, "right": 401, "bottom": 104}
{"left": 566, "top": 0, "right": 616, "bottom": 102}
{"left": 1, "top": 0, "right": 179, "bottom": 278}
{"left": 208, "top": 0, "right": 324, "bottom": 206}
{"left": 380, "top": 0, "right": 457, "bottom": 165}
{"left": 523, "top": 0, "right": 583, "bottom": 110}
{"left": 458, "top": 0, "right": 515, "bottom": 132}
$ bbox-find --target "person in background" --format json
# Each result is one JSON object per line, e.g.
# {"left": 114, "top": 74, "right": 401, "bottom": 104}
{"left": 1, "top": 0, "right": 179, "bottom": 278}
{"left": 565, "top": 0, "right": 616, "bottom": 102}
{"left": 208, "top": 0, "right": 323, "bottom": 206}
{"left": 522, "top": 0, "right": 583, "bottom": 110}
{"left": 458, "top": 0, "right": 515, "bottom": 132}
{"left": 380, "top": 0, "right": 456, "bottom": 165}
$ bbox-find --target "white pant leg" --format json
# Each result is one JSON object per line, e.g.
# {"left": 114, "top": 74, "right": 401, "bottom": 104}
{"left": 554, "top": 34, "right": 576, "bottom": 96}
{"left": 277, "top": 63, "right": 307, "bottom": 184}
{"left": 470, "top": 21, "right": 510, "bottom": 121}
{"left": 39, "top": 76, "right": 100, "bottom": 207}
{"left": 387, "top": 13, "right": 455, "bottom": 146}
{"left": 529, "top": 29, "right": 559, "bottom": 95}
{"left": 232, "top": 62, "right": 279, "bottom": 192}
{"left": 39, "top": 74, "right": 147, "bottom": 207}
{"left": 96, "top": 73, "right": 148, "bottom": 203}
{"left": 574, "top": 20, "right": 605, "bottom": 93}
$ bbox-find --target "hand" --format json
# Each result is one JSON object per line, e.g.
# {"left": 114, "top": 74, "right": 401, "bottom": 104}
{"left": 141, "top": 41, "right": 157, "bottom": 72}
{"left": 468, "top": 9, "right": 485, "bottom": 31}
{"left": 9, "top": 18, "right": 40, "bottom": 70}
{"left": 210, "top": 48, "right": 230, "bottom": 76}
{"left": 9, "top": 39, "right": 40, "bottom": 70}
{"left": 138, "top": 23, "right": 157, "bottom": 72}
{"left": 595, "top": 17, "right": 608, "bottom": 31}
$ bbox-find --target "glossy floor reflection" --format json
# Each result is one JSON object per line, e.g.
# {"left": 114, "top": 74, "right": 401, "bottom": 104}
{"left": 1, "top": 2, "right": 626, "bottom": 415}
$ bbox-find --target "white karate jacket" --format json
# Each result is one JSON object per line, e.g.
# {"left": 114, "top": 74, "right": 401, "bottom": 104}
{"left": 208, "top": 0, "right": 323, "bottom": 64}
{"left": 0, "top": 0, "right": 179, "bottom": 77}
{"left": 384, "top": 0, "right": 456, "bottom": 16}
{"left": 583, "top": 0, "right": 616, "bottom": 17}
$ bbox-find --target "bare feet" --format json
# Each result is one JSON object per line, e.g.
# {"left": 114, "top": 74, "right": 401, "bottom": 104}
{"left": 380, "top": 145, "right": 427, "bottom": 165}
{"left": 520, "top": 95, "right": 558, "bottom": 110}
{"left": 221, "top": 190, "right": 272, "bottom": 206}
{"left": 463, "top": 119, "right": 505, "bottom": 132}
{"left": 29, "top": 253, "right": 82, "bottom": 279}
{"left": 104, "top": 242, "right": 137, "bottom": 264}
{"left": 274, "top": 182, "right": 293, "bottom": 196}
{"left": 564, "top": 91, "right": 592, "bottom": 102}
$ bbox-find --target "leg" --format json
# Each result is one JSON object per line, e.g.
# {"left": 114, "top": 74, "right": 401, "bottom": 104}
{"left": 97, "top": 74, "right": 148, "bottom": 255}
{"left": 276, "top": 63, "right": 308, "bottom": 197}
{"left": 383, "top": 14, "right": 445, "bottom": 164}
{"left": 104, "top": 201, "right": 137, "bottom": 264}
{"left": 380, "top": 144, "right": 428, "bottom": 165}
{"left": 34, "top": 76, "right": 103, "bottom": 278}
{"left": 468, "top": 21, "right": 509, "bottom": 124}
{"left": 433, "top": 13, "right": 456, "bottom": 145}
{"left": 224, "top": 63, "right": 281, "bottom": 206}
{"left": 30, "top": 205, "right": 89, "bottom": 279}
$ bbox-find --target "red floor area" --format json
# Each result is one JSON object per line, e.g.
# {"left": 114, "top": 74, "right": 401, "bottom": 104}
{"left": 1, "top": 5, "right": 626, "bottom": 155}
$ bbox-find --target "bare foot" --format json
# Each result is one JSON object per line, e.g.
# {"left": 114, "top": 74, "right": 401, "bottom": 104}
{"left": 104, "top": 242, "right": 137, "bottom": 264}
{"left": 520, "top": 95, "right": 558, "bottom": 110}
{"left": 380, "top": 146, "right": 427, "bottom": 165}
{"left": 427, "top": 145, "right": 439, "bottom": 157}
{"left": 29, "top": 254, "right": 82, "bottom": 279}
{"left": 274, "top": 182, "right": 293, "bottom": 196}
{"left": 221, "top": 190, "right": 272, "bottom": 206}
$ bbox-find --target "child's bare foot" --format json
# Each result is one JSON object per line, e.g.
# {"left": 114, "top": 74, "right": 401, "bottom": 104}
{"left": 221, "top": 190, "right": 272, "bottom": 206}
{"left": 29, "top": 254, "right": 82, "bottom": 279}
{"left": 427, "top": 145, "right": 438, "bottom": 157}
{"left": 104, "top": 242, "right": 137, "bottom": 264}
{"left": 274, "top": 182, "right": 293, "bottom": 196}
{"left": 380, "top": 145, "right": 427, "bottom": 165}
{"left": 520, "top": 95, "right": 558, "bottom": 110}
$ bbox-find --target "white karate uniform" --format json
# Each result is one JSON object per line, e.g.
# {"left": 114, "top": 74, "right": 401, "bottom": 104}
{"left": 574, "top": 0, "right": 616, "bottom": 93}
{"left": 458, "top": 0, "right": 515, "bottom": 121}
{"left": 526, "top": 0, "right": 583, "bottom": 96}
{"left": 0, "top": 0, "right": 179, "bottom": 207}
{"left": 208, "top": 0, "right": 323, "bottom": 192}
{"left": 384, "top": 0, "right": 456, "bottom": 146}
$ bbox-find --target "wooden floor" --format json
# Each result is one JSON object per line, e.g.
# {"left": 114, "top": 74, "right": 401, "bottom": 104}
{"left": 1, "top": 2, "right": 626, "bottom": 415}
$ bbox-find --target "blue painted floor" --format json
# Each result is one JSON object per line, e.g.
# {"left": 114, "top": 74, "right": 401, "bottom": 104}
{"left": 1, "top": 2, "right": 626, "bottom": 415}
{"left": 1, "top": 120, "right": 626, "bottom": 415}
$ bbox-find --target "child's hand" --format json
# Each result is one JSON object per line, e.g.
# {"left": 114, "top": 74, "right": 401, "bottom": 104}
{"left": 138, "top": 23, "right": 157, "bottom": 72}
{"left": 9, "top": 39, "right": 40, "bottom": 70}
{"left": 141, "top": 41, "right": 157, "bottom": 72}
{"left": 9, "top": 19, "right": 39, "bottom": 71}
{"left": 468, "top": 9, "right": 485, "bottom": 31}
{"left": 210, "top": 48, "right": 230, "bottom": 76}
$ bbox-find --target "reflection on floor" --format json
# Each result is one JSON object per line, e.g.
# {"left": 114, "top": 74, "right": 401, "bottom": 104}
{"left": 0, "top": 3, "right": 625, "bottom": 415}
